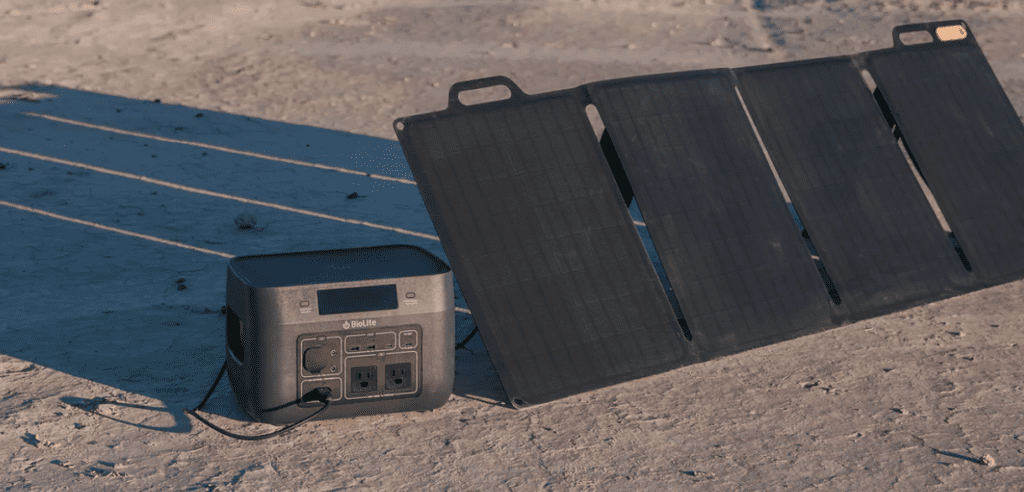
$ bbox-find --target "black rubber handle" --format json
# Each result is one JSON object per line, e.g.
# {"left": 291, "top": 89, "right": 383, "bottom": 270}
{"left": 891, "top": 19, "right": 972, "bottom": 48}
{"left": 447, "top": 76, "right": 527, "bottom": 109}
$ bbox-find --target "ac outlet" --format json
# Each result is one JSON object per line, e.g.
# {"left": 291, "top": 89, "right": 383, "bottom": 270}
{"left": 313, "top": 329, "right": 422, "bottom": 401}
{"left": 350, "top": 365, "right": 378, "bottom": 393}
{"left": 384, "top": 363, "right": 413, "bottom": 391}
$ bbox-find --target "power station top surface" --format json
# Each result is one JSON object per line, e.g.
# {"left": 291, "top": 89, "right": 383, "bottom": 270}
{"left": 228, "top": 244, "right": 450, "bottom": 288}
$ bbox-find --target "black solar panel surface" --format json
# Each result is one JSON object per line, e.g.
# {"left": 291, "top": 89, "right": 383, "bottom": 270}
{"left": 587, "top": 70, "right": 838, "bottom": 360}
{"left": 865, "top": 22, "right": 1024, "bottom": 285}
{"left": 395, "top": 79, "right": 692, "bottom": 407}
{"left": 736, "top": 57, "right": 971, "bottom": 320}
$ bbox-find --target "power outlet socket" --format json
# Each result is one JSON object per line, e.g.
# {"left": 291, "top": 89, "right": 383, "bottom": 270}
{"left": 350, "top": 365, "right": 377, "bottom": 393}
{"left": 384, "top": 363, "right": 412, "bottom": 391}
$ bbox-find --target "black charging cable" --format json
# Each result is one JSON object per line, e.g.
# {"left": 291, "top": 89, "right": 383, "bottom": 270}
{"left": 183, "top": 361, "right": 333, "bottom": 441}
{"left": 185, "top": 322, "right": 479, "bottom": 440}
{"left": 455, "top": 325, "right": 479, "bottom": 350}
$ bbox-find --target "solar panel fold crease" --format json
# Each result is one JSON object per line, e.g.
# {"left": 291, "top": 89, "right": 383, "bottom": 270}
{"left": 735, "top": 56, "right": 974, "bottom": 320}
{"left": 586, "top": 69, "right": 840, "bottom": 360}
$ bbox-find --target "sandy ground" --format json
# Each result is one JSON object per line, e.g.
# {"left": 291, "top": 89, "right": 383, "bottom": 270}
{"left": 2, "top": 0, "right": 1024, "bottom": 489}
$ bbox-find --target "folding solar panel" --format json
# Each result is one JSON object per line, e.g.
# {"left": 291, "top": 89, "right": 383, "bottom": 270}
{"left": 863, "top": 20, "right": 1024, "bottom": 285}
{"left": 394, "top": 77, "right": 694, "bottom": 407}
{"left": 735, "top": 57, "right": 974, "bottom": 320}
{"left": 586, "top": 70, "right": 839, "bottom": 360}
{"left": 391, "top": 20, "right": 1017, "bottom": 408}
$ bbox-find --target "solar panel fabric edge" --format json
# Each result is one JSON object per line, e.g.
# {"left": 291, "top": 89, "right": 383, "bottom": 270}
{"left": 394, "top": 76, "right": 694, "bottom": 407}
{"left": 862, "top": 20, "right": 1024, "bottom": 286}
{"left": 586, "top": 68, "right": 842, "bottom": 361}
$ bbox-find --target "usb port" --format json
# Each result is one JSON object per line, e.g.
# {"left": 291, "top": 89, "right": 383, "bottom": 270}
{"left": 346, "top": 335, "right": 371, "bottom": 353}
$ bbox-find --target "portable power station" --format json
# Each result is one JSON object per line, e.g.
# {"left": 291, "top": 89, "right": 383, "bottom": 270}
{"left": 224, "top": 245, "right": 454, "bottom": 425}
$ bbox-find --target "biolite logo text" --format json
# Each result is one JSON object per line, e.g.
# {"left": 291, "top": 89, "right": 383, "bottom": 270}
{"left": 343, "top": 319, "right": 376, "bottom": 329}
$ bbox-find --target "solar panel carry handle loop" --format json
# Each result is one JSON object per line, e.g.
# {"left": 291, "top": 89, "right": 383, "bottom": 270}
{"left": 890, "top": 20, "right": 973, "bottom": 48}
{"left": 447, "top": 76, "right": 528, "bottom": 109}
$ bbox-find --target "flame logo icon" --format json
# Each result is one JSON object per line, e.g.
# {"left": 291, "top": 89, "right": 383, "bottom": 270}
{"left": 343, "top": 320, "right": 350, "bottom": 329}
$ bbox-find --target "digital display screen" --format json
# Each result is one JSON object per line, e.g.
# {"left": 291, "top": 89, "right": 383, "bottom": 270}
{"left": 317, "top": 284, "right": 398, "bottom": 315}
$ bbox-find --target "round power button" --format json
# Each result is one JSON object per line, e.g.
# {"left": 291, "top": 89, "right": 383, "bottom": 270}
{"left": 303, "top": 347, "right": 330, "bottom": 373}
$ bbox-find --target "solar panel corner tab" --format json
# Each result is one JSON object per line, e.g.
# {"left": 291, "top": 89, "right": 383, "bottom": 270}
{"left": 864, "top": 20, "right": 1024, "bottom": 286}
{"left": 393, "top": 77, "right": 692, "bottom": 407}
{"left": 735, "top": 56, "right": 972, "bottom": 320}
{"left": 586, "top": 69, "right": 839, "bottom": 360}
